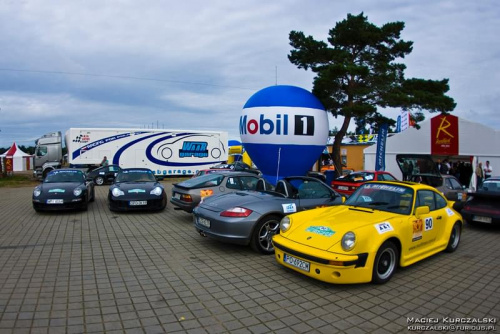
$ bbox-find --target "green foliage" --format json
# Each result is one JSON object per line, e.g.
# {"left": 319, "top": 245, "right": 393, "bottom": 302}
{"left": 288, "top": 12, "right": 456, "bottom": 170}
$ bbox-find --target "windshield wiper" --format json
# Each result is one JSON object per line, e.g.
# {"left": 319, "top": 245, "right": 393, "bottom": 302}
{"left": 367, "top": 201, "right": 389, "bottom": 206}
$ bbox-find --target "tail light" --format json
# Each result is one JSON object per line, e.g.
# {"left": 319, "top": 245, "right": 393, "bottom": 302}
{"left": 181, "top": 194, "right": 193, "bottom": 202}
{"left": 220, "top": 207, "right": 253, "bottom": 217}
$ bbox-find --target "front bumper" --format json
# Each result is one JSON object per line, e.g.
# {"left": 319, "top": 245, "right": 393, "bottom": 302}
{"left": 33, "top": 198, "right": 86, "bottom": 211}
{"left": 273, "top": 235, "right": 372, "bottom": 284}
{"left": 108, "top": 196, "right": 166, "bottom": 211}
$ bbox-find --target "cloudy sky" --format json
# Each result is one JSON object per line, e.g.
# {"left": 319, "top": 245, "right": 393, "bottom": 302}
{"left": 0, "top": 0, "right": 498, "bottom": 148}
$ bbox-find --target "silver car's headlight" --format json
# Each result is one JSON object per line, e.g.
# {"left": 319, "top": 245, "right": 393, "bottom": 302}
{"left": 341, "top": 232, "right": 356, "bottom": 251}
{"left": 73, "top": 188, "right": 83, "bottom": 196}
{"left": 150, "top": 186, "right": 163, "bottom": 196}
{"left": 33, "top": 188, "right": 41, "bottom": 197}
{"left": 280, "top": 216, "right": 291, "bottom": 233}
{"left": 112, "top": 188, "right": 125, "bottom": 197}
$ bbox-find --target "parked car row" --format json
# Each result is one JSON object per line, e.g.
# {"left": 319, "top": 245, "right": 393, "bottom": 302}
{"left": 33, "top": 168, "right": 166, "bottom": 212}
{"left": 31, "top": 160, "right": 496, "bottom": 285}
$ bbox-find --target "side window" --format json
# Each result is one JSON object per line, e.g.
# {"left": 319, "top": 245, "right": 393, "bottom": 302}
{"left": 416, "top": 190, "right": 436, "bottom": 211}
{"left": 435, "top": 192, "right": 447, "bottom": 209}
{"left": 298, "top": 180, "right": 331, "bottom": 199}
{"left": 109, "top": 166, "right": 118, "bottom": 172}
{"left": 226, "top": 177, "right": 242, "bottom": 190}
{"left": 36, "top": 146, "right": 48, "bottom": 157}
{"left": 380, "top": 173, "right": 396, "bottom": 181}
{"left": 240, "top": 176, "right": 258, "bottom": 190}
{"left": 449, "top": 177, "right": 462, "bottom": 190}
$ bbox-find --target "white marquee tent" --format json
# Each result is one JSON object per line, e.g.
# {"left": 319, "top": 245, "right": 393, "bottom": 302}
{"left": 364, "top": 117, "right": 500, "bottom": 186}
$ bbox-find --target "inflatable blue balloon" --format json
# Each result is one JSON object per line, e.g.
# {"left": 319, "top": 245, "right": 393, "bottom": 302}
{"left": 240, "top": 85, "right": 329, "bottom": 185}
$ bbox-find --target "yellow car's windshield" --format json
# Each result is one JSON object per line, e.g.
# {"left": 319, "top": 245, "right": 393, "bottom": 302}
{"left": 345, "top": 183, "right": 414, "bottom": 215}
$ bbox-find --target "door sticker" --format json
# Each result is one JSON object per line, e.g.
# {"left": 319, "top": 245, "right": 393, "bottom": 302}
{"left": 374, "top": 222, "right": 393, "bottom": 234}
{"left": 282, "top": 203, "right": 297, "bottom": 213}
{"left": 412, "top": 219, "right": 423, "bottom": 242}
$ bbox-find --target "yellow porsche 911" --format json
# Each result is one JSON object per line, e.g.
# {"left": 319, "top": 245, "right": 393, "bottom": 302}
{"left": 272, "top": 181, "right": 463, "bottom": 284}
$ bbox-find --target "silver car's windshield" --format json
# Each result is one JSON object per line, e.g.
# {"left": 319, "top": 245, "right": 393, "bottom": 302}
{"left": 178, "top": 173, "right": 224, "bottom": 188}
{"left": 345, "top": 183, "right": 414, "bottom": 215}
{"left": 480, "top": 180, "right": 500, "bottom": 192}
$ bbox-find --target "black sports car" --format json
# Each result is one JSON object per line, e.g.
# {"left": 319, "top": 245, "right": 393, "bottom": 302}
{"left": 86, "top": 164, "right": 122, "bottom": 185}
{"left": 108, "top": 168, "right": 167, "bottom": 211}
{"left": 461, "top": 177, "right": 500, "bottom": 225}
{"left": 32, "top": 169, "right": 95, "bottom": 212}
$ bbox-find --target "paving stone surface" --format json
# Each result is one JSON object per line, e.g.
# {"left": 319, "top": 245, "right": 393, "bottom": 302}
{"left": 0, "top": 181, "right": 499, "bottom": 333}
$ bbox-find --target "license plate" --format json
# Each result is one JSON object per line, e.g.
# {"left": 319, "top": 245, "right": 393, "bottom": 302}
{"left": 47, "top": 199, "right": 64, "bottom": 204}
{"left": 173, "top": 192, "right": 181, "bottom": 199}
{"left": 130, "top": 200, "right": 147, "bottom": 206}
{"left": 284, "top": 254, "right": 310, "bottom": 272}
{"left": 473, "top": 215, "right": 492, "bottom": 223}
{"left": 338, "top": 186, "right": 349, "bottom": 191}
{"left": 197, "top": 217, "right": 210, "bottom": 228}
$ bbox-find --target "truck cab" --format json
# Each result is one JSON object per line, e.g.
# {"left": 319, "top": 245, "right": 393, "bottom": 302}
{"left": 33, "top": 132, "right": 63, "bottom": 179}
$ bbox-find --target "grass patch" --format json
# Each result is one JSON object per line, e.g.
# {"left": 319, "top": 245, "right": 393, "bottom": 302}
{"left": 0, "top": 174, "right": 39, "bottom": 188}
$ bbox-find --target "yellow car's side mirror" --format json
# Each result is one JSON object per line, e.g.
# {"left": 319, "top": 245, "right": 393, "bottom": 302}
{"left": 415, "top": 206, "right": 430, "bottom": 217}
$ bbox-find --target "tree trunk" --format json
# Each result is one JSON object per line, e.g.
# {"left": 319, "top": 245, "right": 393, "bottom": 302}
{"left": 332, "top": 115, "right": 351, "bottom": 175}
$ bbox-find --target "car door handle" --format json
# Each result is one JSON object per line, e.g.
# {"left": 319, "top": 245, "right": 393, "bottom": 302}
{"left": 437, "top": 216, "right": 442, "bottom": 220}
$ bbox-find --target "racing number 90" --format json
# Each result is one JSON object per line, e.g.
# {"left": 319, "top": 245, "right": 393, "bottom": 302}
{"left": 425, "top": 217, "right": 433, "bottom": 231}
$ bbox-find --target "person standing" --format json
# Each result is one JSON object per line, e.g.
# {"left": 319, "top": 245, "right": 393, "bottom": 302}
{"left": 101, "top": 156, "right": 109, "bottom": 166}
{"left": 484, "top": 161, "right": 493, "bottom": 179}
{"left": 476, "top": 162, "right": 484, "bottom": 188}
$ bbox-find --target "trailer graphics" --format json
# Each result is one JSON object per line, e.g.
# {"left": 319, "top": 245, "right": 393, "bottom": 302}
{"left": 65, "top": 129, "right": 227, "bottom": 176}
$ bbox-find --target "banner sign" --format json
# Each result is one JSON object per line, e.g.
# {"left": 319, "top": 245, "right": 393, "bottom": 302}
{"left": 375, "top": 123, "right": 389, "bottom": 171}
{"left": 431, "top": 114, "right": 459, "bottom": 156}
{"left": 396, "top": 111, "right": 410, "bottom": 133}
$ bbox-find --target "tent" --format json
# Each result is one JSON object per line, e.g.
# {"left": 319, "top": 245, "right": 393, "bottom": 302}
{"left": 364, "top": 116, "right": 500, "bottom": 181}
{"left": 0, "top": 142, "right": 34, "bottom": 171}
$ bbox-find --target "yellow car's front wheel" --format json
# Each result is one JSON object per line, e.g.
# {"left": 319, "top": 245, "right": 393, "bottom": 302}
{"left": 372, "top": 241, "right": 399, "bottom": 284}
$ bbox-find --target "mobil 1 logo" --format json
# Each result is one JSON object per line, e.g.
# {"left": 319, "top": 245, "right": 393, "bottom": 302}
{"left": 294, "top": 115, "right": 315, "bottom": 136}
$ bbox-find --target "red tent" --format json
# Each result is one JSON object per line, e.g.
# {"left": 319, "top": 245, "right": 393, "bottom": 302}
{"left": 1, "top": 142, "right": 33, "bottom": 171}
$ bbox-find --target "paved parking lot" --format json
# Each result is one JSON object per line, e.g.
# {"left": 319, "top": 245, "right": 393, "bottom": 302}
{"left": 0, "top": 181, "right": 499, "bottom": 334}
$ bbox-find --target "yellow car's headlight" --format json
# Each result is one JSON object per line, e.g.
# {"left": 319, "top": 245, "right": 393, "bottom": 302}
{"left": 341, "top": 231, "right": 356, "bottom": 251}
{"left": 280, "top": 216, "right": 291, "bottom": 233}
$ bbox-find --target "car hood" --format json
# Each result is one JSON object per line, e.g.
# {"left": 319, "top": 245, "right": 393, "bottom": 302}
{"left": 285, "top": 205, "right": 401, "bottom": 252}
{"left": 113, "top": 182, "right": 161, "bottom": 192}
{"left": 40, "top": 182, "right": 83, "bottom": 192}
{"left": 200, "top": 191, "right": 285, "bottom": 213}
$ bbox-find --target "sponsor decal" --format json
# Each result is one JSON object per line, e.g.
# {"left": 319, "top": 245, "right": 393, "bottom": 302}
{"left": 375, "top": 222, "right": 393, "bottom": 234}
{"left": 48, "top": 189, "right": 65, "bottom": 193}
{"left": 412, "top": 219, "right": 423, "bottom": 242}
{"left": 446, "top": 208, "right": 455, "bottom": 216}
{"left": 305, "top": 226, "right": 335, "bottom": 237}
{"left": 239, "top": 114, "right": 315, "bottom": 136}
{"left": 282, "top": 203, "right": 297, "bottom": 213}
{"left": 364, "top": 184, "right": 406, "bottom": 193}
{"left": 179, "top": 141, "right": 209, "bottom": 158}
{"left": 200, "top": 189, "right": 214, "bottom": 198}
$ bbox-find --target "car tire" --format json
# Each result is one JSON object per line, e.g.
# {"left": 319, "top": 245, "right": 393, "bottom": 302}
{"left": 445, "top": 222, "right": 461, "bottom": 253}
{"left": 372, "top": 241, "right": 399, "bottom": 284}
{"left": 95, "top": 176, "right": 105, "bottom": 186}
{"left": 250, "top": 215, "right": 281, "bottom": 255}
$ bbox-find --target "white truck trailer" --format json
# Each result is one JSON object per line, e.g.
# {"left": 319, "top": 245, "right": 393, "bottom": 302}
{"left": 34, "top": 128, "right": 228, "bottom": 179}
